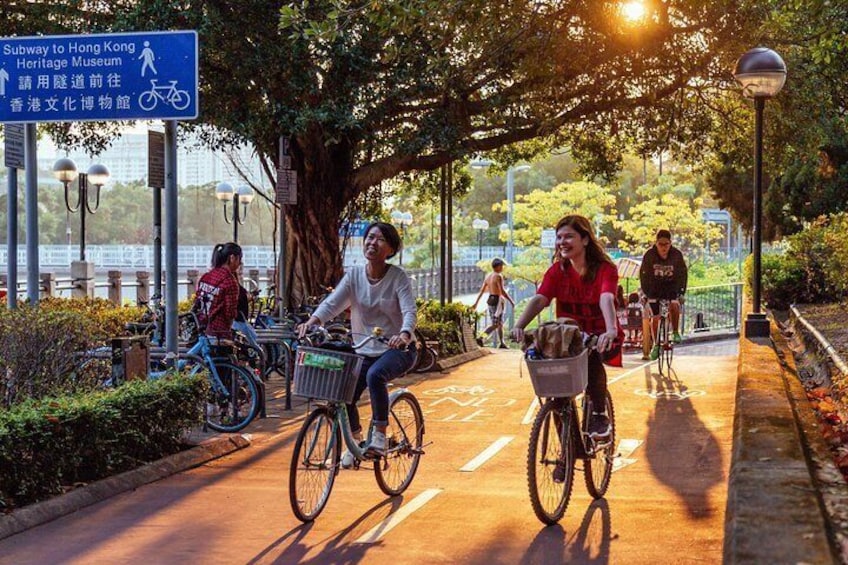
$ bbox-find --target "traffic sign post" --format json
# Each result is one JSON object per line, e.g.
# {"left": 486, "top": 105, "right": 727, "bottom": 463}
{"left": 0, "top": 31, "right": 198, "bottom": 123}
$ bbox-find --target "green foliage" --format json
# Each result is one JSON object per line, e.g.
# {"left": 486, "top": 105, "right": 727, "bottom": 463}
{"left": 0, "top": 372, "right": 206, "bottom": 509}
{"left": 615, "top": 177, "right": 723, "bottom": 255}
{"left": 0, "top": 299, "right": 145, "bottom": 407}
{"left": 416, "top": 299, "right": 478, "bottom": 356}
{"left": 755, "top": 213, "right": 848, "bottom": 309}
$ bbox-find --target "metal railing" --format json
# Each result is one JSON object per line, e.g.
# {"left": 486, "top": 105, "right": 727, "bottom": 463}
{"left": 680, "top": 282, "right": 742, "bottom": 334}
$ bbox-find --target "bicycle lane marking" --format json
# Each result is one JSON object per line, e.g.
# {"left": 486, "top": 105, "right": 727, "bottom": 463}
{"left": 612, "top": 438, "right": 643, "bottom": 473}
{"left": 353, "top": 488, "right": 443, "bottom": 544}
{"left": 460, "top": 436, "right": 515, "bottom": 472}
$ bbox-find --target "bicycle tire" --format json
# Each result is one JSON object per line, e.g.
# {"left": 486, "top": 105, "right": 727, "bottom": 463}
{"left": 205, "top": 361, "right": 259, "bottom": 433}
{"left": 374, "top": 392, "right": 424, "bottom": 496}
{"left": 413, "top": 344, "right": 437, "bottom": 373}
{"left": 584, "top": 391, "right": 616, "bottom": 498}
{"left": 657, "top": 318, "right": 668, "bottom": 375}
{"left": 527, "top": 400, "right": 575, "bottom": 525}
{"left": 289, "top": 407, "right": 340, "bottom": 522}
{"left": 664, "top": 332, "right": 674, "bottom": 373}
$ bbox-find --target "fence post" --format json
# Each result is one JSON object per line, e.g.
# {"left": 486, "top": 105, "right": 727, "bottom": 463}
{"left": 186, "top": 269, "right": 200, "bottom": 297}
{"left": 108, "top": 270, "right": 123, "bottom": 305}
{"left": 71, "top": 261, "right": 95, "bottom": 299}
{"left": 136, "top": 271, "right": 150, "bottom": 304}
{"left": 40, "top": 272, "right": 56, "bottom": 298}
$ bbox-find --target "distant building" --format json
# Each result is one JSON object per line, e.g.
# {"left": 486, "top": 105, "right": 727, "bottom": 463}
{"left": 35, "top": 130, "right": 267, "bottom": 188}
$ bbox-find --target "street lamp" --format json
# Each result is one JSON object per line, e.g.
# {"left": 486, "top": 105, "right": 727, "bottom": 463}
{"left": 734, "top": 47, "right": 786, "bottom": 338}
{"left": 52, "top": 158, "right": 111, "bottom": 262}
{"left": 391, "top": 210, "right": 413, "bottom": 265}
{"left": 216, "top": 182, "right": 254, "bottom": 243}
{"left": 472, "top": 218, "right": 489, "bottom": 261}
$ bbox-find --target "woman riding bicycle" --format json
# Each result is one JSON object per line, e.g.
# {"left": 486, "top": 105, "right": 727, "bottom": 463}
{"left": 297, "top": 222, "right": 417, "bottom": 463}
{"left": 510, "top": 214, "right": 622, "bottom": 439}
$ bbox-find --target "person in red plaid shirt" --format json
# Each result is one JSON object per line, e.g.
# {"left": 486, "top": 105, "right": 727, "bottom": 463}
{"left": 195, "top": 242, "right": 242, "bottom": 339}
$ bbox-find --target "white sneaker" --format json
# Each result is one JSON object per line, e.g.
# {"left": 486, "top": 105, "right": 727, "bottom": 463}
{"left": 365, "top": 431, "right": 386, "bottom": 458}
{"left": 340, "top": 449, "right": 355, "bottom": 468}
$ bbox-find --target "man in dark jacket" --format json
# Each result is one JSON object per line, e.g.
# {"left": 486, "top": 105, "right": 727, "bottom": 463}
{"left": 640, "top": 229, "right": 688, "bottom": 359}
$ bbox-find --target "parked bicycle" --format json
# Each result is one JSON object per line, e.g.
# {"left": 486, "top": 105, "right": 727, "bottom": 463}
{"left": 288, "top": 327, "right": 426, "bottom": 522}
{"left": 150, "top": 314, "right": 260, "bottom": 433}
{"left": 524, "top": 335, "right": 616, "bottom": 525}
{"left": 650, "top": 299, "right": 674, "bottom": 375}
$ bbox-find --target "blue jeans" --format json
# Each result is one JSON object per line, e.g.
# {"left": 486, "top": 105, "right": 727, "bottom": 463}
{"left": 348, "top": 346, "right": 417, "bottom": 434}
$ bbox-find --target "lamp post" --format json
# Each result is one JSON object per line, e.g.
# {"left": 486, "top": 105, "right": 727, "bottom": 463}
{"left": 472, "top": 218, "right": 489, "bottom": 261}
{"left": 733, "top": 47, "right": 786, "bottom": 338}
{"left": 52, "top": 158, "right": 111, "bottom": 262}
{"left": 216, "top": 182, "right": 254, "bottom": 243}
{"left": 391, "top": 210, "right": 413, "bottom": 265}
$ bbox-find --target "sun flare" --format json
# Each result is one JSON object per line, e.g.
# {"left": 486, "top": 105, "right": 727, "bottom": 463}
{"left": 621, "top": 0, "right": 646, "bottom": 22}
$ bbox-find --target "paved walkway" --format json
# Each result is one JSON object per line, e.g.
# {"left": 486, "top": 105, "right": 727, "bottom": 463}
{"left": 0, "top": 340, "right": 741, "bottom": 564}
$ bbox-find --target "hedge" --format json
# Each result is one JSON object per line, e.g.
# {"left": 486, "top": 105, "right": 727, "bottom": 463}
{"left": 0, "top": 371, "right": 207, "bottom": 510}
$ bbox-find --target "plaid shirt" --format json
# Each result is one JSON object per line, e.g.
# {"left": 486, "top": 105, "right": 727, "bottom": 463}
{"left": 196, "top": 266, "right": 239, "bottom": 338}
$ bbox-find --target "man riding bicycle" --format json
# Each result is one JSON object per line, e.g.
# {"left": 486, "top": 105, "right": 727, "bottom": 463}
{"left": 640, "top": 229, "right": 688, "bottom": 360}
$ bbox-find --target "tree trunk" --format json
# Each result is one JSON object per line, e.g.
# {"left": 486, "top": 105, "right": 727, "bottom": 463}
{"left": 282, "top": 130, "right": 352, "bottom": 309}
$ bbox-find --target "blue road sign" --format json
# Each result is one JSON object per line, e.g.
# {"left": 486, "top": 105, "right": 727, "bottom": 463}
{"left": 0, "top": 31, "right": 197, "bottom": 123}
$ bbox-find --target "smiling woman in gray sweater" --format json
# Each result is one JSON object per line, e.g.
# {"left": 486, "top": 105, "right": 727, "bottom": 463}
{"left": 298, "top": 221, "right": 417, "bottom": 463}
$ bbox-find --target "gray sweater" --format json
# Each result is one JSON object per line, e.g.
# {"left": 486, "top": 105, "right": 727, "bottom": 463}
{"left": 312, "top": 265, "right": 417, "bottom": 356}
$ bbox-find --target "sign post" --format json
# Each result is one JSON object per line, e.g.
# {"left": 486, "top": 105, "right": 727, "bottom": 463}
{"left": 148, "top": 130, "right": 165, "bottom": 298}
{"left": 4, "top": 124, "right": 24, "bottom": 308}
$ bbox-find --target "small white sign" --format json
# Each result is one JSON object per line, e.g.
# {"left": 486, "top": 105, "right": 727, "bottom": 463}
{"left": 541, "top": 228, "right": 556, "bottom": 249}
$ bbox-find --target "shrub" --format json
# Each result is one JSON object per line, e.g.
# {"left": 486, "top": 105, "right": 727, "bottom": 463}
{"left": 0, "top": 371, "right": 206, "bottom": 509}
{"left": 416, "top": 299, "right": 479, "bottom": 356}
{"left": 756, "top": 213, "right": 848, "bottom": 309}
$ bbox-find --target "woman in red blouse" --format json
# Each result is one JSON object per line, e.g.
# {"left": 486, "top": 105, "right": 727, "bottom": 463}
{"left": 511, "top": 215, "right": 622, "bottom": 438}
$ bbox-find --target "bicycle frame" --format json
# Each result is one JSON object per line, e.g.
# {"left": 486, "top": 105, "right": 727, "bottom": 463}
{"left": 304, "top": 386, "right": 411, "bottom": 466}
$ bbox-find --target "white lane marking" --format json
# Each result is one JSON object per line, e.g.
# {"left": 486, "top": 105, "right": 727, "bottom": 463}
{"left": 608, "top": 361, "right": 654, "bottom": 385}
{"left": 522, "top": 400, "right": 538, "bottom": 425}
{"left": 460, "top": 436, "right": 515, "bottom": 472}
{"left": 612, "top": 438, "right": 643, "bottom": 473}
{"left": 354, "top": 488, "right": 443, "bottom": 544}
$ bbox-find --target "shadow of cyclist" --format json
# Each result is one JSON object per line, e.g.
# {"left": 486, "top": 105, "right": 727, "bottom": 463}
{"left": 520, "top": 499, "right": 613, "bottom": 564}
{"left": 644, "top": 374, "right": 723, "bottom": 519}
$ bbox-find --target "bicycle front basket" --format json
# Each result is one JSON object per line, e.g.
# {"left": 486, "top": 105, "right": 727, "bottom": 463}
{"left": 525, "top": 348, "right": 589, "bottom": 398}
{"left": 293, "top": 346, "right": 363, "bottom": 403}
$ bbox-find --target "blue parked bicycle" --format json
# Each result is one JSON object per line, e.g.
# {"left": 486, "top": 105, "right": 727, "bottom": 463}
{"left": 150, "top": 315, "right": 260, "bottom": 433}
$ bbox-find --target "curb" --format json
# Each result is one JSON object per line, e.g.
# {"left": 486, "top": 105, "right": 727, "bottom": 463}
{"left": 436, "top": 347, "right": 490, "bottom": 370}
{"left": 0, "top": 434, "right": 251, "bottom": 541}
{"left": 723, "top": 318, "right": 836, "bottom": 563}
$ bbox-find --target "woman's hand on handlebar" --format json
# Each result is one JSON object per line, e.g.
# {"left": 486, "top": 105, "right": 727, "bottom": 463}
{"left": 387, "top": 331, "right": 411, "bottom": 349}
{"left": 596, "top": 330, "right": 619, "bottom": 353}
{"left": 510, "top": 326, "right": 525, "bottom": 343}
{"left": 296, "top": 316, "right": 320, "bottom": 339}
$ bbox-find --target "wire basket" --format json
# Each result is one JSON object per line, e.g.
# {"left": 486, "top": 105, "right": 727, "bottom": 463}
{"left": 293, "top": 346, "right": 364, "bottom": 403}
{"left": 525, "top": 349, "right": 589, "bottom": 398}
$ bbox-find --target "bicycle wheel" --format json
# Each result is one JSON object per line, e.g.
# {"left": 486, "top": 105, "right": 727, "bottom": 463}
{"left": 205, "top": 361, "right": 260, "bottom": 432}
{"left": 375, "top": 392, "right": 424, "bottom": 496}
{"left": 414, "top": 345, "right": 437, "bottom": 373}
{"left": 289, "top": 407, "right": 340, "bottom": 522}
{"left": 657, "top": 319, "right": 668, "bottom": 375}
{"left": 584, "top": 391, "right": 616, "bottom": 498}
{"left": 664, "top": 331, "right": 674, "bottom": 372}
{"left": 527, "top": 400, "right": 575, "bottom": 525}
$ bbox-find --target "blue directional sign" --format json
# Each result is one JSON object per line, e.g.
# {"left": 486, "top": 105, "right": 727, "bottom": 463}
{"left": 0, "top": 30, "right": 197, "bottom": 123}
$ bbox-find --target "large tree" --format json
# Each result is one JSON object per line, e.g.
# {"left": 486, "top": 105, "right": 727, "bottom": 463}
{"left": 1, "top": 1, "right": 760, "bottom": 303}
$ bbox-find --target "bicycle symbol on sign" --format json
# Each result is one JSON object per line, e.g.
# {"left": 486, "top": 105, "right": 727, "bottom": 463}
{"left": 138, "top": 80, "right": 191, "bottom": 111}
